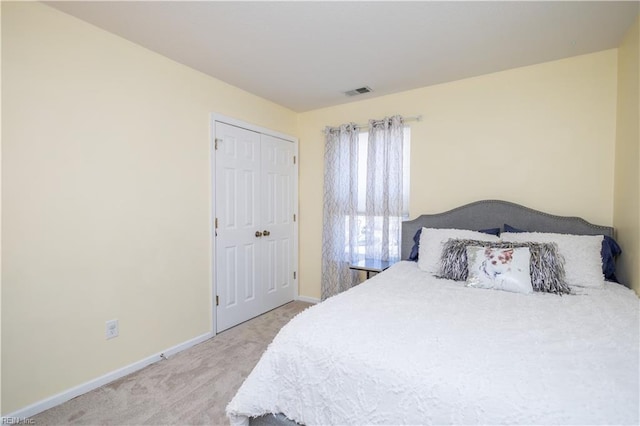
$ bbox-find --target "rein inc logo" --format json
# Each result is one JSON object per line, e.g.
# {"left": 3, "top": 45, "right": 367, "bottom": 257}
{"left": 2, "top": 418, "right": 35, "bottom": 425}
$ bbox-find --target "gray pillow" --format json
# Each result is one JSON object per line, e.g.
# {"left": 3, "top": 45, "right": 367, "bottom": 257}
{"left": 439, "top": 239, "right": 570, "bottom": 295}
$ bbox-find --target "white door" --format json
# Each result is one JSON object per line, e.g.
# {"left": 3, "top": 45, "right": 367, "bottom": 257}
{"left": 261, "top": 134, "right": 296, "bottom": 311}
{"left": 215, "top": 122, "right": 295, "bottom": 332}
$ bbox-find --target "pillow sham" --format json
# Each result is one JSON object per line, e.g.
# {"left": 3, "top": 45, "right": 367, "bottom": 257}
{"left": 504, "top": 224, "right": 622, "bottom": 282}
{"left": 501, "top": 231, "right": 604, "bottom": 289}
{"left": 439, "top": 238, "right": 570, "bottom": 294}
{"left": 503, "top": 224, "right": 524, "bottom": 233}
{"left": 408, "top": 227, "right": 500, "bottom": 261}
{"left": 601, "top": 235, "right": 622, "bottom": 282}
{"left": 417, "top": 228, "right": 499, "bottom": 274}
{"left": 466, "top": 246, "right": 533, "bottom": 294}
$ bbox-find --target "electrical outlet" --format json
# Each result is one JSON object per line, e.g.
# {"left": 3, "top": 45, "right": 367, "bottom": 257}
{"left": 105, "top": 319, "right": 119, "bottom": 340}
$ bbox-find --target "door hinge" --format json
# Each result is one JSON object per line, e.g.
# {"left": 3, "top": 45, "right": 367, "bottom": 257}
{"left": 293, "top": 155, "right": 296, "bottom": 165}
{"left": 293, "top": 214, "right": 296, "bottom": 222}
{"left": 216, "top": 295, "right": 219, "bottom": 306}
{"left": 215, "top": 217, "right": 218, "bottom": 229}
{"left": 293, "top": 271, "right": 297, "bottom": 279}
{"left": 215, "top": 138, "right": 221, "bottom": 150}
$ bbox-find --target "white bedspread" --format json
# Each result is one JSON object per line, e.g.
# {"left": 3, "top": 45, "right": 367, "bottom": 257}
{"left": 227, "top": 261, "right": 640, "bottom": 425}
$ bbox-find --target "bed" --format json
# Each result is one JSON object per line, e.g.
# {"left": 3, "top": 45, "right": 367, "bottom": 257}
{"left": 227, "top": 200, "right": 640, "bottom": 426}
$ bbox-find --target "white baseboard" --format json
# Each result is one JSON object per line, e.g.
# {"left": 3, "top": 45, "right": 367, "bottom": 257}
{"left": 295, "top": 295, "right": 320, "bottom": 304}
{"left": 2, "top": 331, "right": 213, "bottom": 420}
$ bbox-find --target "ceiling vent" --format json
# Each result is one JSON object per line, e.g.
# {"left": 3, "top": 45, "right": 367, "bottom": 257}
{"left": 344, "top": 86, "right": 373, "bottom": 97}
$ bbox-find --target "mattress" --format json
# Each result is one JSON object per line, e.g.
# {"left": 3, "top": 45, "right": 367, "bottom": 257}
{"left": 227, "top": 261, "right": 640, "bottom": 425}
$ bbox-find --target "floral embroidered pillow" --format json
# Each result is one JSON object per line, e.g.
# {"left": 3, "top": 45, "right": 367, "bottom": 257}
{"left": 466, "top": 246, "right": 533, "bottom": 294}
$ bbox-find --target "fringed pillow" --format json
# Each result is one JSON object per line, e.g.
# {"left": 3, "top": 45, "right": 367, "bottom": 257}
{"left": 439, "top": 239, "right": 571, "bottom": 295}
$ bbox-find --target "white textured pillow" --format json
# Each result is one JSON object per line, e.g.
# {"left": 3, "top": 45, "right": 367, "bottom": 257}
{"left": 417, "top": 228, "right": 499, "bottom": 275}
{"left": 466, "top": 246, "right": 533, "bottom": 294}
{"left": 501, "top": 232, "right": 604, "bottom": 288}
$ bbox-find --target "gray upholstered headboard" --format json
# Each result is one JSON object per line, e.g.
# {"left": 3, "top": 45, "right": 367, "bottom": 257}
{"left": 401, "top": 200, "right": 614, "bottom": 260}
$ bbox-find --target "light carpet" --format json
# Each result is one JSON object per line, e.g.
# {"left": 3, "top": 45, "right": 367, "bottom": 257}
{"left": 31, "top": 301, "right": 311, "bottom": 426}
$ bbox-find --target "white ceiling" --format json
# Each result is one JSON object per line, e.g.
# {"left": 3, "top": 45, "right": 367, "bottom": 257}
{"left": 47, "top": 1, "right": 639, "bottom": 112}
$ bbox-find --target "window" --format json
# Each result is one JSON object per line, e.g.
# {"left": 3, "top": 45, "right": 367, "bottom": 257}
{"left": 347, "top": 127, "right": 410, "bottom": 259}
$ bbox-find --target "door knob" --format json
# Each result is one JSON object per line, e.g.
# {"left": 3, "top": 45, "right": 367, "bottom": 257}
{"left": 263, "top": 230, "right": 271, "bottom": 236}
{"left": 255, "top": 231, "right": 263, "bottom": 237}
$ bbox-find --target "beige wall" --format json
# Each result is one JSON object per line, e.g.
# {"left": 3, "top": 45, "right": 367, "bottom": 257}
{"left": 1, "top": 2, "right": 296, "bottom": 414}
{"left": 298, "top": 50, "right": 618, "bottom": 299}
{"left": 613, "top": 16, "right": 640, "bottom": 293}
{"left": 0, "top": 1, "right": 3, "bottom": 415}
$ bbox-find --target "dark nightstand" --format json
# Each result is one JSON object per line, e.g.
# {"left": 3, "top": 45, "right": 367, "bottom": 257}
{"left": 349, "top": 259, "right": 397, "bottom": 279}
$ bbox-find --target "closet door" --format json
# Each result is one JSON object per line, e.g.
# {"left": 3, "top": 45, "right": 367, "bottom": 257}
{"left": 215, "top": 122, "right": 295, "bottom": 332}
{"left": 215, "top": 122, "right": 262, "bottom": 332}
{"left": 261, "top": 134, "right": 295, "bottom": 311}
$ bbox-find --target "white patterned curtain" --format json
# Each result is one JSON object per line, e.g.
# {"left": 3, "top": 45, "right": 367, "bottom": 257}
{"left": 321, "top": 123, "right": 360, "bottom": 300}
{"left": 365, "top": 115, "right": 404, "bottom": 261}
{"left": 321, "top": 116, "right": 405, "bottom": 300}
